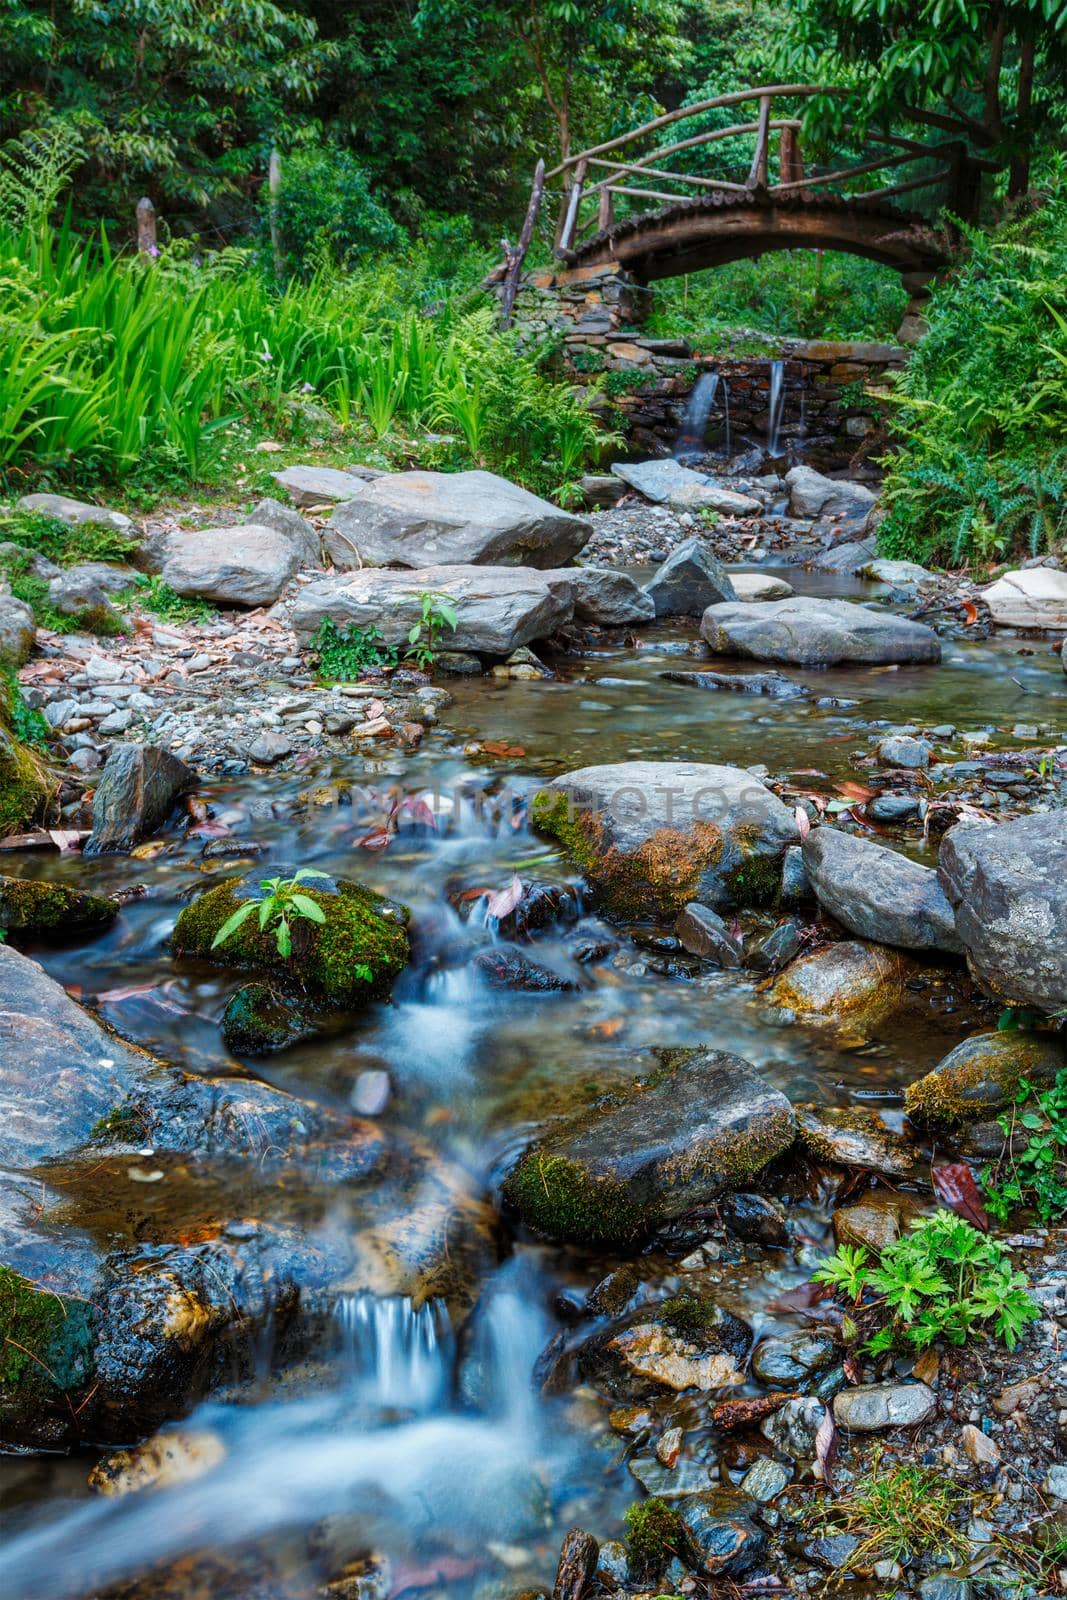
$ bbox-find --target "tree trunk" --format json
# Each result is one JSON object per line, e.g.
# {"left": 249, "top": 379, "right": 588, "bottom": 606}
{"left": 1008, "top": 33, "right": 1036, "bottom": 199}
{"left": 982, "top": 8, "right": 1006, "bottom": 139}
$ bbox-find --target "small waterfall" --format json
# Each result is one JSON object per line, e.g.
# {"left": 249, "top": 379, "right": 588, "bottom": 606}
{"left": 335, "top": 1293, "right": 453, "bottom": 1413}
{"left": 720, "top": 376, "right": 732, "bottom": 457}
{"left": 674, "top": 370, "right": 720, "bottom": 457}
{"left": 767, "top": 358, "right": 785, "bottom": 455}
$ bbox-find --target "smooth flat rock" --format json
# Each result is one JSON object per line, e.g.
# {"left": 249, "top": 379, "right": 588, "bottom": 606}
{"left": 981, "top": 568, "right": 1067, "bottom": 629}
{"left": 18, "top": 493, "right": 133, "bottom": 534}
{"left": 162, "top": 521, "right": 317, "bottom": 606}
{"left": 812, "top": 539, "right": 878, "bottom": 575}
{"left": 701, "top": 597, "right": 941, "bottom": 666}
{"left": 669, "top": 483, "right": 762, "bottom": 516}
{"left": 803, "top": 827, "right": 962, "bottom": 953}
{"left": 85, "top": 744, "right": 196, "bottom": 856}
{"left": 662, "top": 668, "right": 806, "bottom": 699}
{"left": 325, "top": 470, "right": 590, "bottom": 570}
{"left": 611, "top": 458, "right": 712, "bottom": 504}
{"left": 271, "top": 464, "right": 378, "bottom": 506}
{"left": 0, "top": 596, "right": 35, "bottom": 666}
{"left": 643, "top": 538, "right": 737, "bottom": 617}
{"left": 543, "top": 566, "right": 655, "bottom": 624}
{"left": 863, "top": 558, "right": 938, "bottom": 588}
{"left": 938, "top": 812, "right": 1067, "bottom": 1011}
{"left": 795, "top": 1104, "right": 916, "bottom": 1176}
{"left": 578, "top": 1301, "right": 750, "bottom": 1398}
{"left": 289, "top": 565, "right": 574, "bottom": 656}
{"left": 833, "top": 1382, "right": 936, "bottom": 1431}
{"left": 535, "top": 760, "right": 800, "bottom": 916}
{"left": 730, "top": 572, "right": 794, "bottom": 601}
{"left": 785, "top": 466, "right": 876, "bottom": 520}
{"left": 503, "top": 1048, "right": 796, "bottom": 1244}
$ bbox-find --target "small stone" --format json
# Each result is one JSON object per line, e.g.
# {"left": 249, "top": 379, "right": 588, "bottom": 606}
{"left": 674, "top": 902, "right": 742, "bottom": 966}
{"left": 802, "top": 1533, "right": 861, "bottom": 1572}
{"left": 760, "top": 1396, "right": 826, "bottom": 1459}
{"left": 247, "top": 731, "right": 292, "bottom": 766}
{"left": 751, "top": 1331, "right": 835, "bottom": 1386}
{"left": 68, "top": 747, "right": 101, "bottom": 774}
{"left": 656, "top": 1425, "right": 684, "bottom": 1468}
{"left": 833, "top": 1382, "right": 936, "bottom": 1431}
{"left": 833, "top": 1198, "right": 905, "bottom": 1253}
{"left": 678, "top": 1492, "right": 768, "bottom": 1577}
{"left": 993, "top": 1378, "right": 1041, "bottom": 1415}
{"left": 351, "top": 1069, "right": 391, "bottom": 1116}
{"left": 878, "top": 735, "right": 931, "bottom": 770}
{"left": 960, "top": 1423, "right": 999, "bottom": 1467}
{"left": 1045, "top": 1464, "right": 1067, "bottom": 1502}
{"left": 97, "top": 709, "right": 136, "bottom": 735}
{"left": 739, "top": 1458, "right": 790, "bottom": 1503}
{"left": 596, "top": 1540, "right": 628, "bottom": 1586}
{"left": 919, "top": 1578, "right": 973, "bottom": 1600}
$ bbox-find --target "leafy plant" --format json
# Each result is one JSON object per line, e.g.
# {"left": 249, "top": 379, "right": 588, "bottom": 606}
{"left": 813, "top": 1210, "right": 1040, "bottom": 1353}
{"left": 0, "top": 510, "right": 137, "bottom": 567}
{"left": 406, "top": 589, "right": 458, "bottom": 669}
{"left": 982, "top": 1069, "right": 1067, "bottom": 1228}
{"left": 0, "top": 669, "right": 48, "bottom": 749}
{"left": 309, "top": 617, "right": 397, "bottom": 681}
{"left": 132, "top": 576, "right": 214, "bottom": 624}
{"left": 804, "top": 1456, "right": 967, "bottom": 1570}
{"left": 210, "top": 869, "right": 331, "bottom": 960}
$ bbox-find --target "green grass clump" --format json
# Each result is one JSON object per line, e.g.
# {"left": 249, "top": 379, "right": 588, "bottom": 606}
{"left": 805, "top": 1455, "right": 967, "bottom": 1569}
{"left": 0, "top": 510, "right": 137, "bottom": 567}
{"left": 813, "top": 1209, "right": 1039, "bottom": 1354}
{"left": 624, "top": 1497, "right": 683, "bottom": 1581}
{"left": 0, "top": 1265, "right": 92, "bottom": 1396}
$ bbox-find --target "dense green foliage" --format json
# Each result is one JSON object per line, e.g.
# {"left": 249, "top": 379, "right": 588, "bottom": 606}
{"left": 878, "top": 177, "right": 1067, "bottom": 565}
{"left": 983, "top": 1068, "right": 1067, "bottom": 1226}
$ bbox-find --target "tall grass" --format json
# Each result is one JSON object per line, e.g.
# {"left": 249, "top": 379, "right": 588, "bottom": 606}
{"left": 0, "top": 220, "right": 602, "bottom": 499}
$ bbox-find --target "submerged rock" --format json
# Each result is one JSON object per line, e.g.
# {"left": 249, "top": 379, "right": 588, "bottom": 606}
{"left": 642, "top": 538, "right": 737, "bottom": 617}
{"left": 661, "top": 668, "right": 806, "bottom": 698}
{"left": 325, "top": 469, "right": 590, "bottom": 570}
{"left": 0, "top": 874, "right": 118, "bottom": 937}
{"left": 905, "top": 1030, "right": 1064, "bottom": 1127}
{"left": 503, "top": 1049, "right": 796, "bottom": 1245}
{"left": 534, "top": 760, "right": 800, "bottom": 919}
{"left": 803, "top": 826, "right": 961, "bottom": 954}
{"left": 222, "top": 982, "right": 315, "bottom": 1055}
{"left": 938, "top": 812, "right": 1067, "bottom": 1012}
{"left": 769, "top": 940, "right": 911, "bottom": 1025}
{"left": 674, "top": 902, "right": 741, "bottom": 966}
{"left": 751, "top": 1330, "right": 834, "bottom": 1386}
{"left": 702, "top": 597, "right": 941, "bottom": 667}
{"left": 173, "top": 871, "right": 409, "bottom": 1007}
{"left": 577, "top": 1297, "right": 750, "bottom": 1398}
{"left": 85, "top": 743, "right": 196, "bottom": 856}
{"left": 89, "top": 1428, "right": 227, "bottom": 1497}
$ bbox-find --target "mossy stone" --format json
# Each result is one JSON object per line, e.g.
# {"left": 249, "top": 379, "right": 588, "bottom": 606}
{"left": 0, "top": 874, "right": 118, "bottom": 936}
{"left": 0, "top": 1264, "right": 93, "bottom": 1400}
{"left": 625, "top": 1496, "right": 683, "bottom": 1580}
{"left": 504, "top": 1151, "right": 645, "bottom": 1246}
{"left": 222, "top": 982, "right": 314, "bottom": 1055}
{"left": 905, "top": 1030, "right": 1064, "bottom": 1127}
{"left": 172, "top": 871, "right": 410, "bottom": 1007}
{"left": 0, "top": 725, "right": 48, "bottom": 838}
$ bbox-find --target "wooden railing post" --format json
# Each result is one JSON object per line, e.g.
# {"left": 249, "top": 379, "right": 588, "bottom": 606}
{"left": 747, "top": 95, "right": 772, "bottom": 190}
{"left": 598, "top": 186, "right": 615, "bottom": 231}
{"left": 556, "top": 157, "right": 588, "bottom": 254}
{"left": 136, "top": 197, "right": 157, "bottom": 255}
{"left": 500, "top": 159, "right": 546, "bottom": 328}
{"left": 778, "top": 124, "right": 804, "bottom": 187}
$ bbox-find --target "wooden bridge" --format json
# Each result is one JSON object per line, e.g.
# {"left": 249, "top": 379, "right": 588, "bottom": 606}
{"left": 498, "top": 85, "right": 995, "bottom": 323}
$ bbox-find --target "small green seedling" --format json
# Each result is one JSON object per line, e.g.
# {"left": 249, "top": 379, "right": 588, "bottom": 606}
{"left": 211, "top": 869, "right": 330, "bottom": 959}
{"left": 406, "top": 590, "right": 458, "bottom": 669}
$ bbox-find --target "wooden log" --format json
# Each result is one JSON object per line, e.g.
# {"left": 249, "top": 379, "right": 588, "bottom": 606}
{"left": 598, "top": 186, "right": 614, "bottom": 230}
{"left": 581, "top": 118, "right": 799, "bottom": 196}
{"left": 135, "top": 197, "right": 156, "bottom": 256}
{"left": 500, "top": 158, "right": 545, "bottom": 327}
{"left": 778, "top": 125, "right": 804, "bottom": 186}
{"left": 268, "top": 147, "right": 283, "bottom": 284}
{"left": 771, "top": 140, "right": 957, "bottom": 194}
{"left": 556, "top": 157, "right": 588, "bottom": 253}
{"left": 586, "top": 158, "right": 752, "bottom": 194}
{"left": 747, "top": 95, "right": 772, "bottom": 189}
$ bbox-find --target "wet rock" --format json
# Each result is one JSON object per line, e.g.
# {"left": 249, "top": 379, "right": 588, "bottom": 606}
{"left": 863, "top": 558, "right": 938, "bottom": 588}
{"left": 833, "top": 1382, "right": 936, "bottom": 1431}
{"left": 981, "top": 567, "right": 1067, "bottom": 629}
{"left": 222, "top": 983, "right": 314, "bottom": 1055}
{"left": 577, "top": 1298, "right": 750, "bottom": 1397}
{"left": 751, "top": 1331, "right": 834, "bottom": 1386}
{"left": 18, "top": 492, "right": 134, "bottom": 534}
{"left": 833, "top": 1197, "right": 905, "bottom": 1253}
{"left": 271, "top": 464, "right": 377, "bottom": 506}
{"left": 247, "top": 730, "right": 292, "bottom": 766}
{"left": 812, "top": 538, "right": 877, "bottom": 575}
{"left": 760, "top": 1396, "right": 826, "bottom": 1457}
{"left": 868, "top": 793, "right": 920, "bottom": 823}
{"left": 960, "top": 1423, "right": 999, "bottom": 1467}
{"left": 89, "top": 1427, "right": 226, "bottom": 1496}
{"left": 0, "top": 596, "right": 35, "bottom": 666}
{"left": 596, "top": 1540, "right": 628, "bottom": 1584}
{"left": 804, "top": 827, "right": 961, "bottom": 953}
{"left": 472, "top": 948, "right": 581, "bottom": 992}
{"left": 769, "top": 940, "right": 911, "bottom": 1025}
{"left": 919, "top": 1578, "right": 974, "bottom": 1600}
{"left": 0, "top": 874, "right": 118, "bottom": 938}
{"left": 878, "top": 735, "right": 931, "bottom": 770}
{"left": 436, "top": 650, "right": 483, "bottom": 675}
{"left": 780, "top": 844, "right": 810, "bottom": 906}
{"left": 803, "top": 1532, "right": 862, "bottom": 1571}
{"left": 534, "top": 760, "right": 800, "bottom": 918}
{"left": 642, "top": 538, "right": 737, "bottom": 617}
{"left": 731, "top": 571, "right": 794, "bottom": 601}
{"left": 289, "top": 564, "right": 574, "bottom": 657}
{"left": 162, "top": 520, "right": 317, "bottom": 606}
{"left": 662, "top": 667, "right": 807, "bottom": 698}
{"left": 785, "top": 466, "right": 876, "bottom": 520}
{"left": 174, "top": 870, "right": 409, "bottom": 1008}
{"left": 85, "top": 744, "right": 196, "bottom": 856}
{"left": 325, "top": 470, "right": 590, "bottom": 570}
{"left": 581, "top": 474, "right": 625, "bottom": 509}
{"left": 795, "top": 1105, "right": 916, "bottom": 1176}
{"left": 938, "top": 812, "right": 1067, "bottom": 1011}
{"left": 674, "top": 902, "right": 741, "bottom": 966}
{"left": 740, "top": 1457, "right": 790, "bottom": 1502}
{"left": 553, "top": 1527, "right": 599, "bottom": 1600}
{"left": 504, "top": 1048, "right": 796, "bottom": 1245}
{"left": 542, "top": 566, "right": 655, "bottom": 624}
{"left": 719, "top": 1193, "right": 789, "bottom": 1247}
{"left": 679, "top": 1492, "right": 768, "bottom": 1577}
{"left": 744, "top": 919, "right": 803, "bottom": 973}
{"left": 702, "top": 597, "right": 941, "bottom": 667}
{"left": 669, "top": 483, "right": 762, "bottom": 516}
{"left": 611, "top": 458, "right": 713, "bottom": 504}
{"left": 904, "top": 1030, "right": 1064, "bottom": 1127}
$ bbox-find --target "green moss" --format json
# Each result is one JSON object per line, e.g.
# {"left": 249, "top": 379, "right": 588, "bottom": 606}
{"left": 172, "top": 874, "right": 410, "bottom": 1007}
{"left": 905, "top": 1031, "right": 1063, "bottom": 1127}
{"left": 624, "top": 1497, "right": 683, "bottom": 1581}
{"left": 503, "top": 1150, "right": 644, "bottom": 1245}
{"left": 0, "top": 875, "right": 118, "bottom": 934}
{"left": 222, "top": 982, "right": 311, "bottom": 1054}
{"left": 0, "top": 1265, "right": 93, "bottom": 1395}
{"left": 660, "top": 1293, "right": 723, "bottom": 1336}
{"left": 725, "top": 848, "right": 782, "bottom": 908}
{"left": 89, "top": 1104, "right": 146, "bottom": 1144}
{"left": 0, "top": 727, "right": 49, "bottom": 837}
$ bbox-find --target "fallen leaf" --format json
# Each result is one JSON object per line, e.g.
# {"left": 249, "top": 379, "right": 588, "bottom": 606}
{"left": 794, "top": 804, "right": 811, "bottom": 839}
{"left": 485, "top": 875, "right": 524, "bottom": 920}
{"left": 354, "top": 828, "right": 393, "bottom": 851}
{"left": 481, "top": 740, "right": 526, "bottom": 757}
{"left": 834, "top": 780, "right": 877, "bottom": 804}
{"left": 47, "top": 828, "right": 86, "bottom": 853}
{"left": 766, "top": 1281, "right": 834, "bottom": 1315}
{"left": 961, "top": 599, "right": 979, "bottom": 626}
{"left": 813, "top": 1406, "right": 839, "bottom": 1486}
{"left": 931, "top": 1162, "right": 990, "bottom": 1231}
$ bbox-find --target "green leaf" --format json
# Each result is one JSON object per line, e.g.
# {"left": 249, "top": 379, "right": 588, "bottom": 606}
{"left": 288, "top": 894, "right": 326, "bottom": 923}
{"left": 275, "top": 918, "right": 292, "bottom": 959}
{"left": 210, "top": 901, "right": 258, "bottom": 948}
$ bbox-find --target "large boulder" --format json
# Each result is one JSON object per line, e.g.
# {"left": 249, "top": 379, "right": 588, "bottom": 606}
{"left": 324, "top": 470, "right": 590, "bottom": 570}
{"left": 701, "top": 597, "right": 941, "bottom": 666}
{"left": 643, "top": 538, "right": 737, "bottom": 617}
{"left": 288, "top": 565, "right": 574, "bottom": 656}
{"left": 981, "top": 568, "right": 1067, "bottom": 630}
{"left": 534, "top": 760, "right": 800, "bottom": 918}
{"left": 173, "top": 869, "right": 410, "bottom": 1007}
{"left": 905, "top": 1030, "right": 1064, "bottom": 1127}
{"left": 543, "top": 567, "right": 655, "bottom": 624}
{"left": 0, "top": 596, "right": 35, "bottom": 666}
{"left": 611, "top": 458, "right": 712, "bottom": 504}
{"left": 803, "top": 827, "right": 962, "bottom": 954}
{"left": 85, "top": 744, "right": 196, "bottom": 856}
{"left": 503, "top": 1049, "right": 796, "bottom": 1245}
{"left": 938, "top": 813, "right": 1067, "bottom": 1012}
{"left": 785, "top": 466, "right": 876, "bottom": 520}
{"left": 271, "top": 464, "right": 379, "bottom": 506}
{"left": 162, "top": 520, "right": 318, "bottom": 606}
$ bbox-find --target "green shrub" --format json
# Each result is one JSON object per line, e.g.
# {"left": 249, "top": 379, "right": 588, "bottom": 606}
{"left": 131, "top": 576, "right": 214, "bottom": 624}
{"left": 0, "top": 509, "right": 137, "bottom": 567}
{"left": 309, "top": 617, "right": 398, "bottom": 680}
{"left": 983, "top": 1069, "right": 1067, "bottom": 1227}
{"left": 275, "top": 144, "right": 403, "bottom": 274}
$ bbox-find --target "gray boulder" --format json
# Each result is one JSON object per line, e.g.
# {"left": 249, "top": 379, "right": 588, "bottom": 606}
{"left": 803, "top": 827, "right": 962, "bottom": 954}
{"left": 938, "top": 812, "right": 1067, "bottom": 1011}
{"left": 0, "top": 596, "right": 35, "bottom": 665}
{"left": 503, "top": 1048, "right": 796, "bottom": 1244}
{"left": 611, "top": 458, "right": 711, "bottom": 504}
{"left": 643, "top": 538, "right": 738, "bottom": 617}
{"left": 0, "top": 542, "right": 60, "bottom": 580}
{"left": 534, "top": 760, "right": 800, "bottom": 917}
{"left": 669, "top": 482, "right": 762, "bottom": 516}
{"left": 981, "top": 568, "right": 1067, "bottom": 630}
{"left": 17, "top": 493, "right": 134, "bottom": 534}
{"left": 812, "top": 539, "right": 878, "bottom": 575}
{"left": 863, "top": 558, "right": 938, "bottom": 588}
{"left": 85, "top": 743, "right": 196, "bottom": 856}
{"left": 46, "top": 566, "right": 129, "bottom": 624}
{"left": 785, "top": 466, "right": 876, "bottom": 520}
{"left": 543, "top": 566, "right": 655, "bottom": 624}
{"left": 324, "top": 470, "right": 590, "bottom": 570}
{"left": 162, "top": 520, "right": 317, "bottom": 606}
{"left": 701, "top": 597, "right": 941, "bottom": 666}
{"left": 675, "top": 902, "right": 742, "bottom": 966}
{"left": 288, "top": 564, "right": 574, "bottom": 656}
{"left": 271, "top": 464, "right": 379, "bottom": 506}
{"left": 249, "top": 497, "right": 321, "bottom": 558}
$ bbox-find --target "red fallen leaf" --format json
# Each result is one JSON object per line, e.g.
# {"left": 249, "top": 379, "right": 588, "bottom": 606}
{"left": 354, "top": 828, "right": 393, "bottom": 851}
{"left": 844, "top": 1355, "right": 863, "bottom": 1385}
{"left": 453, "top": 886, "right": 493, "bottom": 903}
{"left": 481, "top": 739, "right": 526, "bottom": 757}
{"left": 398, "top": 796, "right": 437, "bottom": 829}
{"left": 834, "top": 780, "right": 877, "bottom": 803}
{"left": 766, "top": 1280, "right": 834, "bottom": 1315}
{"left": 711, "top": 1391, "right": 798, "bottom": 1431}
{"left": 485, "top": 874, "right": 524, "bottom": 919}
{"left": 931, "top": 1162, "right": 990, "bottom": 1231}
{"left": 813, "top": 1406, "right": 839, "bottom": 1486}
{"left": 962, "top": 599, "right": 979, "bottom": 626}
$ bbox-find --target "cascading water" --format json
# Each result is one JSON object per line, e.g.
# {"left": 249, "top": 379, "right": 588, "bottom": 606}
{"left": 766, "top": 357, "right": 785, "bottom": 456}
{"left": 673, "top": 369, "right": 719, "bottom": 457}
{"left": 335, "top": 1292, "right": 453, "bottom": 1413}
{"left": 720, "top": 374, "right": 732, "bottom": 457}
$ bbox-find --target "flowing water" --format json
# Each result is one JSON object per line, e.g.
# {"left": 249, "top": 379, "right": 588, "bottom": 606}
{"left": 674, "top": 370, "right": 724, "bottom": 457}
{"left": 2, "top": 564, "right": 1065, "bottom": 1599}
{"left": 766, "top": 358, "right": 785, "bottom": 456}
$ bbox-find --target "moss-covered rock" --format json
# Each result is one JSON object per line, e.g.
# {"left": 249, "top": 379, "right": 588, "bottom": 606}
{"left": 769, "top": 940, "right": 912, "bottom": 1026}
{"left": 0, "top": 1265, "right": 94, "bottom": 1406}
{"left": 625, "top": 1497, "right": 683, "bottom": 1581}
{"left": 0, "top": 724, "right": 49, "bottom": 838}
{"left": 173, "top": 871, "right": 410, "bottom": 1007}
{"left": 0, "top": 873, "right": 118, "bottom": 937}
{"left": 222, "top": 982, "right": 314, "bottom": 1055}
{"left": 905, "top": 1030, "right": 1064, "bottom": 1128}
